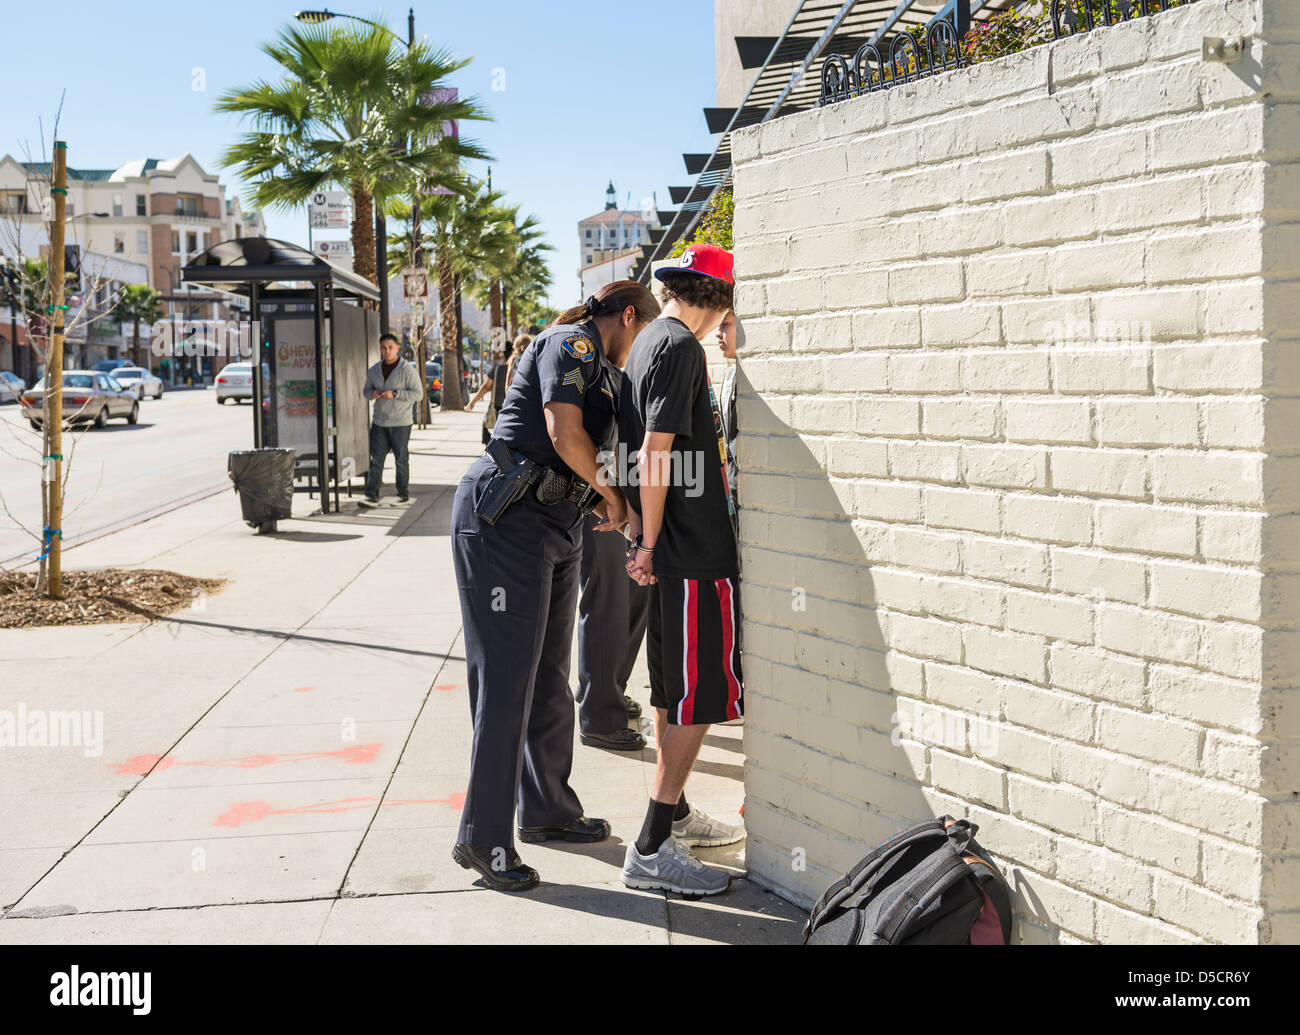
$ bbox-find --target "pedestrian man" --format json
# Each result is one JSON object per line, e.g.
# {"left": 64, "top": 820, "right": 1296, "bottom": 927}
{"left": 618, "top": 243, "right": 744, "bottom": 897}
{"left": 449, "top": 280, "right": 662, "bottom": 892}
{"left": 360, "top": 332, "right": 422, "bottom": 507}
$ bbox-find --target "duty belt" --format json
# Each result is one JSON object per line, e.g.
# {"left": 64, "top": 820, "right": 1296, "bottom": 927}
{"left": 474, "top": 440, "right": 601, "bottom": 525}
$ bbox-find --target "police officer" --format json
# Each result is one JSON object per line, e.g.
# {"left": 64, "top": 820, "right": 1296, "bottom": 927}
{"left": 450, "top": 280, "right": 661, "bottom": 891}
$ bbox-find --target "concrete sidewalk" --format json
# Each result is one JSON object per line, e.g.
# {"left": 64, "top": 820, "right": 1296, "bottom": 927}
{"left": 0, "top": 411, "right": 803, "bottom": 945}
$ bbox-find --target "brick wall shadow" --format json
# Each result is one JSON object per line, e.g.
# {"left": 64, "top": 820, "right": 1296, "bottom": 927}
{"left": 735, "top": 367, "right": 937, "bottom": 913}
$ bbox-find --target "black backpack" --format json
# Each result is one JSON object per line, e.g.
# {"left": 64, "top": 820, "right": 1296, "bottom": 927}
{"left": 803, "top": 816, "right": 1013, "bottom": 945}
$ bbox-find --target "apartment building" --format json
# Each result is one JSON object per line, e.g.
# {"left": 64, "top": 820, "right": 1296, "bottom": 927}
{"left": 0, "top": 153, "right": 265, "bottom": 375}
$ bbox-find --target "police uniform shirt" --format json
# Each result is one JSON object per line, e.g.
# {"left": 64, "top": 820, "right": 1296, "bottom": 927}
{"left": 491, "top": 322, "right": 617, "bottom": 475}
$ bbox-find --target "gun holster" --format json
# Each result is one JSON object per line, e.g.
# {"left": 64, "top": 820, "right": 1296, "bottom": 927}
{"left": 475, "top": 440, "right": 538, "bottom": 525}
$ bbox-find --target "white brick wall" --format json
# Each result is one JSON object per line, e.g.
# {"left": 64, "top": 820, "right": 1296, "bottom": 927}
{"left": 732, "top": 0, "right": 1299, "bottom": 943}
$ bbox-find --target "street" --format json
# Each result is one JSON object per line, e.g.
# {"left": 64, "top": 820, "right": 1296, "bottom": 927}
{"left": 0, "top": 390, "right": 257, "bottom": 570}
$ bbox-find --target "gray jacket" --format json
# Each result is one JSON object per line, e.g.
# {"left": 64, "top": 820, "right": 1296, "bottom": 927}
{"left": 364, "top": 358, "right": 422, "bottom": 427}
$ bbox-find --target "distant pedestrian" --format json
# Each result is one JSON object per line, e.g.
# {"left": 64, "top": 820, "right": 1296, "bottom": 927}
{"left": 505, "top": 333, "right": 532, "bottom": 389}
{"left": 361, "top": 332, "right": 421, "bottom": 507}
{"left": 467, "top": 346, "right": 510, "bottom": 446}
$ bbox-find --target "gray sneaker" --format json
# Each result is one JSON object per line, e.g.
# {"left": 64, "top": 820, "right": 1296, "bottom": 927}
{"left": 672, "top": 805, "right": 745, "bottom": 848}
{"left": 622, "top": 836, "right": 731, "bottom": 897}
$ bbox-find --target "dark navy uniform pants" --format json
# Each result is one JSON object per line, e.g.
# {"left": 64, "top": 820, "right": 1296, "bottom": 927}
{"left": 576, "top": 513, "right": 650, "bottom": 735}
{"left": 451, "top": 456, "right": 585, "bottom": 850}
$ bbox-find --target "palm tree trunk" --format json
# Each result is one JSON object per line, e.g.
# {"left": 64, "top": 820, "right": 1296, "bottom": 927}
{"left": 438, "top": 251, "right": 464, "bottom": 411}
{"left": 489, "top": 281, "right": 502, "bottom": 346}
{"left": 350, "top": 182, "right": 377, "bottom": 287}
{"left": 509, "top": 299, "right": 518, "bottom": 339}
{"left": 133, "top": 315, "right": 142, "bottom": 369}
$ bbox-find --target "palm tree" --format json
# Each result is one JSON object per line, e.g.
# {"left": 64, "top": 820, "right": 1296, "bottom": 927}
{"left": 501, "top": 237, "right": 553, "bottom": 337}
{"left": 387, "top": 179, "right": 514, "bottom": 411}
{"left": 114, "top": 284, "right": 163, "bottom": 371}
{"left": 215, "top": 19, "right": 489, "bottom": 286}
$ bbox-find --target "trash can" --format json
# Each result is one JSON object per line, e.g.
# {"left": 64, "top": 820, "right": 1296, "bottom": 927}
{"left": 227, "top": 448, "right": 296, "bottom": 535}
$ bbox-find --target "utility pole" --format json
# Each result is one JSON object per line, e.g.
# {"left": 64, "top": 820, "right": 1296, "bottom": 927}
{"left": 44, "top": 141, "right": 68, "bottom": 599}
{"left": 409, "top": 6, "right": 430, "bottom": 427}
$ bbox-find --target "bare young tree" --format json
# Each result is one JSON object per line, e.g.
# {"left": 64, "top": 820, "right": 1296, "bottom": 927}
{"left": 0, "top": 122, "right": 124, "bottom": 596}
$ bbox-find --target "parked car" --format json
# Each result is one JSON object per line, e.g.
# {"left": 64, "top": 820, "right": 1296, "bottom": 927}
{"left": 110, "top": 366, "right": 165, "bottom": 400}
{"left": 215, "top": 362, "right": 270, "bottom": 404}
{"left": 92, "top": 359, "right": 128, "bottom": 374}
{"left": 0, "top": 371, "right": 24, "bottom": 403}
{"left": 424, "top": 361, "right": 442, "bottom": 408}
{"left": 21, "top": 371, "right": 139, "bottom": 430}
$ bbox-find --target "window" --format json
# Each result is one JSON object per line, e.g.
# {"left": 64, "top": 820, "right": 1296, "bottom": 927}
{"left": 0, "top": 192, "right": 25, "bottom": 214}
{"left": 113, "top": 236, "right": 124, "bottom": 254}
{"left": 137, "top": 230, "right": 148, "bottom": 253}
{"left": 176, "top": 193, "right": 203, "bottom": 218}
{"left": 186, "top": 231, "right": 198, "bottom": 252}
{"left": 136, "top": 195, "right": 146, "bottom": 216}
{"left": 112, "top": 194, "right": 123, "bottom": 217}
{"left": 585, "top": 229, "right": 592, "bottom": 239}
{"left": 171, "top": 231, "right": 180, "bottom": 253}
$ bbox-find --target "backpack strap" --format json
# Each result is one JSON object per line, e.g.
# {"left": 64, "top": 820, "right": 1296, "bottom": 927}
{"left": 873, "top": 846, "right": 973, "bottom": 944}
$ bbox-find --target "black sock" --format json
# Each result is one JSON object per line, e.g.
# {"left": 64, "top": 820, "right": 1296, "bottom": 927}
{"left": 636, "top": 799, "right": 677, "bottom": 856}
{"left": 673, "top": 793, "right": 690, "bottom": 822}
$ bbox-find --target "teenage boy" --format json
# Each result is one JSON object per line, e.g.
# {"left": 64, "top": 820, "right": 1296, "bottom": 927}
{"left": 618, "top": 243, "right": 744, "bottom": 896}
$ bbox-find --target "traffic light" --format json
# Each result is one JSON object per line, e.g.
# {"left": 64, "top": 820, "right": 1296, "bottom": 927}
{"left": 64, "top": 244, "right": 81, "bottom": 292}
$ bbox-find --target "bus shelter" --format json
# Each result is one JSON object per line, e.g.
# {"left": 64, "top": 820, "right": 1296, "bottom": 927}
{"left": 182, "top": 238, "right": 380, "bottom": 514}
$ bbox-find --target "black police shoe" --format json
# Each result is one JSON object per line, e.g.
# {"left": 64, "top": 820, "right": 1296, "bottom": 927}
{"left": 624, "top": 694, "right": 643, "bottom": 719}
{"left": 452, "top": 842, "right": 540, "bottom": 892}
{"left": 580, "top": 727, "right": 646, "bottom": 751}
{"left": 517, "top": 815, "right": 611, "bottom": 844}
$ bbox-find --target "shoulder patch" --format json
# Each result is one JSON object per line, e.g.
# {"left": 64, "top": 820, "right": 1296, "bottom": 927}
{"left": 561, "top": 334, "right": 595, "bottom": 363}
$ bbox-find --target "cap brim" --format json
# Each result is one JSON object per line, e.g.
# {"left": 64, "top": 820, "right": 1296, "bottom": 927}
{"left": 654, "top": 266, "right": 732, "bottom": 284}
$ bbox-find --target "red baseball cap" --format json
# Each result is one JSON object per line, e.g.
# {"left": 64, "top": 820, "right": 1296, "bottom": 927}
{"left": 655, "top": 242, "right": 734, "bottom": 285}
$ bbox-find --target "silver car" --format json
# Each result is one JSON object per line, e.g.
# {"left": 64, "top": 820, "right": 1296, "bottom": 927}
{"left": 110, "top": 366, "right": 165, "bottom": 400}
{"left": 215, "top": 362, "right": 269, "bottom": 404}
{"left": 21, "top": 371, "right": 139, "bottom": 430}
{"left": 0, "top": 371, "right": 24, "bottom": 403}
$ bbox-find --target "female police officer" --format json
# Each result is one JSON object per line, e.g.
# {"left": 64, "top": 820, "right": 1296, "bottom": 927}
{"left": 450, "top": 280, "right": 661, "bottom": 891}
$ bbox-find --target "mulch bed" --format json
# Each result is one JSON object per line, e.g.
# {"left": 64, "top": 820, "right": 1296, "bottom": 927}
{"left": 0, "top": 569, "right": 226, "bottom": 629}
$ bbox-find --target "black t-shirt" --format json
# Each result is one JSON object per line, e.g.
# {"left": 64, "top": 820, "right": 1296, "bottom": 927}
{"left": 618, "top": 317, "right": 738, "bottom": 580}
{"left": 492, "top": 322, "right": 618, "bottom": 474}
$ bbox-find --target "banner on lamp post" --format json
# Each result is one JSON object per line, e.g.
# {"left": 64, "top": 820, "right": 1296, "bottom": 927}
{"left": 421, "top": 87, "right": 460, "bottom": 196}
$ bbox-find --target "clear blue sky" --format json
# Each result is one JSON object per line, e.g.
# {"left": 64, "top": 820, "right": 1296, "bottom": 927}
{"left": 0, "top": 0, "right": 720, "bottom": 306}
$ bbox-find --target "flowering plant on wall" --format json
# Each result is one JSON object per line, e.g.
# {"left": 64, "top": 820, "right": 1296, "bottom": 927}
{"left": 962, "top": 0, "right": 1194, "bottom": 66}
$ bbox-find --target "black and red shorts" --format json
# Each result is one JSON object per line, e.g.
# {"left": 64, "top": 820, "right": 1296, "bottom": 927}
{"left": 648, "top": 574, "right": 744, "bottom": 725}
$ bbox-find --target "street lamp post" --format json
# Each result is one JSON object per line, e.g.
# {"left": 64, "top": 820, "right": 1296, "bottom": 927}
{"left": 294, "top": 7, "right": 419, "bottom": 340}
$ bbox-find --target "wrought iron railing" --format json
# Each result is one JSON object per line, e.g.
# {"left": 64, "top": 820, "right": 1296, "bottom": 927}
{"left": 1050, "top": 0, "right": 1198, "bottom": 38}
{"left": 820, "top": 18, "right": 966, "bottom": 106}
{"left": 818, "top": 0, "right": 1201, "bottom": 107}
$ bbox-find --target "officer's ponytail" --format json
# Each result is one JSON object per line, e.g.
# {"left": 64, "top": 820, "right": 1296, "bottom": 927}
{"left": 553, "top": 280, "right": 660, "bottom": 329}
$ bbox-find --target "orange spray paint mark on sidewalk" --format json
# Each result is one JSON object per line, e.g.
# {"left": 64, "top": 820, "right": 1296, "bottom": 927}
{"left": 434, "top": 683, "right": 462, "bottom": 691}
{"left": 293, "top": 686, "right": 315, "bottom": 693}
{"left": 214, "top": 790, "right": 467, "bottom": 828}
{"left": 110, "top": 743, "right": 382, "bottom": 776}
